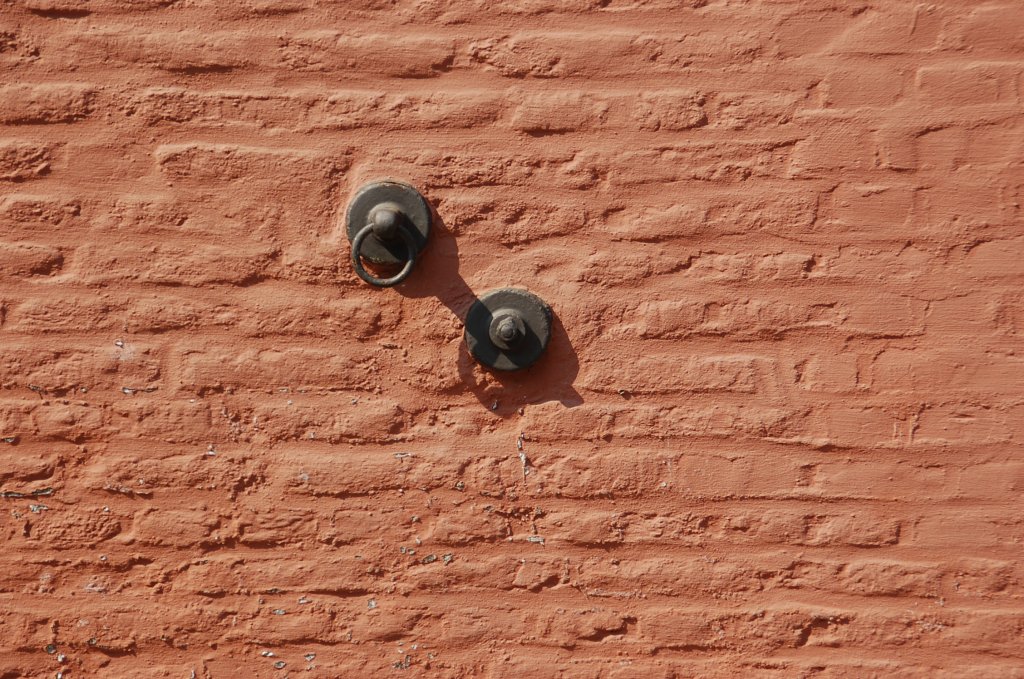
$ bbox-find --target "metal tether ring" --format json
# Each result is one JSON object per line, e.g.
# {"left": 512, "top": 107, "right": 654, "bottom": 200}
{"left": 350, "top": 221, "right": 418, "bottom": 287}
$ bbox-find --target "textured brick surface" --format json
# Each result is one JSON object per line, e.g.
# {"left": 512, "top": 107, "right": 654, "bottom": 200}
{"left": 0, "top": 1, "right": 1022, "bottom": 677}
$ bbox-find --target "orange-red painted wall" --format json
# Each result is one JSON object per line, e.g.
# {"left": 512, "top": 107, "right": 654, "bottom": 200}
{"left": 1, "top": 1, "right": 1023, "bottom": 676}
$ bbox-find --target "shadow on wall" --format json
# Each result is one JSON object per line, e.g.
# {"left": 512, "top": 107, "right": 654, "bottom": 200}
{"left": 364, "top": 203, "right": 582, "bottom": 416}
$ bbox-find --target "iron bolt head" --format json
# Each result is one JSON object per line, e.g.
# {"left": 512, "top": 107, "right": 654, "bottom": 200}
{"left": 369, "top": 205, "right": 403, "bottom": 242}
{"left": 489, "top": 309, "right": 526, "bottom": 350}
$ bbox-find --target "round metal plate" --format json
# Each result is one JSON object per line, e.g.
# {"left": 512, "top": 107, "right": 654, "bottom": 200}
{"left": 465, "top": 288, "right": 552, "bottom": 371}
{"left": 346, "top": 181, "right": 431, "bottom": 265}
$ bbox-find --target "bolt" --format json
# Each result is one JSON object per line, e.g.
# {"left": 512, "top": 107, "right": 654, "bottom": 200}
{"left": 496, "top": 317, "right": 519, "bottom": 342}
{"left": 488, "top": 309, "right": 526, "bottom": 351}
{"left": 369, "top": 205, "right": 403, "bottom": 242}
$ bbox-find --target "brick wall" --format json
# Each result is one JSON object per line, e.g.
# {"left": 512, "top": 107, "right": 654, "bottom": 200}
{"left": 1, "top": 0, "right": 1022, "bottom": 676}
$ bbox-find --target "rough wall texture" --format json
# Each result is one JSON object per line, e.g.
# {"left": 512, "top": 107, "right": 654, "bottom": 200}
{"left": 1, "top": 0, "right": 1023, "bottom": 677}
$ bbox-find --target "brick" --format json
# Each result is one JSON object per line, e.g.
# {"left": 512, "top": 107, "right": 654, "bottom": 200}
{"left": 832, "top": 183, "right": 914, "bottom": 229}
{"left": 318, "top": 508, "right": 403, "bottom": 546}
{"left": 914, "top": 403, "right": 1016, "bottom": 446}
{"left": 249, "top": 396, "right": 411, "bottom": 444}
{"left": 438, "top": 196, "right": 590, "bottom": 245}
{"left": 622, "top": 299, "right": 831, "bottom": 339}
{"left": 572, "top": 247, "right": 692, "bottom": 287}
{"left": 958, "top": 4, "right": 1024, "bottom": 54}
{"left": 236, "top": 507, "right": 313, "bottom": 548}
{"left": 508, "top": 91, "right": 608, "bottom": 134}
{"left": 577, "top": 556, "right": 767, "bottom": 598}
{"left": 122, "top": 292, "right": 398, "bottom": 338}
{"left": 177, "top": 346, "right": 379, "bottom": 393}
{"left": 711, "top": 91, "right": 801, "bottom": 130}
{"left": 875, "top": 125, "right": 918, "bottom": 171}
{"left": 466, "top": 34, "right": 612, "bottom": 78}
{"left": 822, "top": 64, "right": 905, "bottom": 108}
{"left": 518, "top": 402, "right": 618, "bottom": 443}
{"left": 839, "top": 293, "right": 927, "bottom": 337}
{"left": 242, "top": 606, "right": 335, "bottom": 645}
{"left": 528, "top": 448, "right": 671, "bottom": 498}
{"left": 133, "top": 88, "right": 505, "bottom": 132}
{"left": 915, "top": 123, "right": 959, "bottom": 169}
{"left": 469, "top": 31, "right": 768, "bottom": 80}
{"left": 276, "top": 448, "right": 463, "bottom": 497}
{"left": 427, "top": 510, "right": 508, "bottom": 546}
{"left": 783, "top": 558, "right": 942, "bottom": 598}
{"left": 362, "top": 147, "right": 599, "bottom": 190}
{"left": 0, "top": 611, "right": 51, "bottom": 652}
{"left": 950, "top": 558, "right": 1022, "bottom": 598}
{"left": 789, "top": 120, "right": 872, "bottom": 177}
{"left": 73, "top": 242, "right": 277, "bottom": 286}
{"left": 873, "top": 348, "right": 1024, "bottom": 394}
{"left": 817, "top": 246, "right": 932, "bottom": 283}
{"left": 23, "top": 508, "right": 122, "bottom": 549}
{"left": 0, "top": 398, "right": 35, "bottom": 442}
{"left": 510, "top": 557, "right": 565, "bottom": 591}
{"left": 107, "top": 400, "right": 216, "bottom": 444}
{"left": 774, "top": 11, "right": 853, "bottom": 58}
{"left": 620, "top": 295, "right": 922, "bottom": 340}
{"left": 25, "top": 0, "right": 171, "bottom": 12}
{"left": 436, "top": 606, "right": 530, "bottom": 645}
{"left": 687, "top": 252, "right": 814, "bottom": 283}
{"left": 541, "top": 607, "right": 634, "bottom": 648}
{"left": 965, "top": 238, "right": 1024, "bottom": 278}
{"left": 912, "top": 511, "right": 1023, "bottom": 548}
{"left": 792, "top": 353, "right": 860, "bottom": 393}
{"left": 8, "top": 294, "right": 123, "bottom": 334}
{"left": 131, "top": 508, "right": 220, "bottom": 547}
{"left": 311, "top": 90, "right": 503, "bottom": 131}
{"left": 128, "top": 87, "right": 303, "bottom": 128}
{"left": 540, "top": 509, "right": 626, "bottom": 547}
{"left": 625, "top": 404, "right": 811, "bottom": 442}
{"left": 79, "top": 448, "right": 262, "bottom": 495}
{"left": 0, "top": 242, "right": 63, "bottom": 276}
{"left": 918, "top": 179, "right": 1009, "bottom": 228}
{"left": 826, "top": 5, "right": 942, "bottom": 55}
{"left": 0, "top": 449, "right": 54, "bottom": 485}
{"left": 583, "top": 354, "right": 765, "bottom": 395}
{"left": 32, "top": 401, "right": 107, "bottom": 443}
{"left": 702, "top": 190, "right": 819, "bottom": 235}
{"left": 278, "top": 32, "right": 455, "bottom": 77}
{"left": 0, "top": 194, "right": 83, "bottom": 231}
{"left": 0, "top": 141, "right": 57, "bottom": 181}
{"left": 673, "top": 453, "right": 808, "bottom": 499}
{"left": 0, "top": 84, "right": 94, "bottom": 124}
{"left": 917, "top": 62, "right": 1022, "bottom": 106}
{"left": 809, "top": 460, "right": 949, "bottom": 501}
{"left": 958, "top": 462, "right": 1024, "bottom": 498}
{"left": 821, "top": 404, "right": 912, "bottom": 449}
{"left": 962, "top": 121, "right": 1024, "bottom": 167}
{"left": 638, "top": 607, "right": 786, "bottom": 652}
{"left": 927, "top": 293, "right": 1003, "bottom": 335}
{"left": 632, "top": 91, "right": 707, "bottom": 131}
{"left": 154, "top": 142, "right": 344, "bottom": 184}
{"left": 65, "top": 30, "right": 253, "bottom": 72}
{"left": 0, "top": 345, "right": 160, "bottom": 395}
{"left": 616, "top": 140, "right": 795, "bottom": 184}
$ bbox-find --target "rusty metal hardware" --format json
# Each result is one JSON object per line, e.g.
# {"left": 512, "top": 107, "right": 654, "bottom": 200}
{"left": 465, "top": 288, "right": 552, "bottom": 371}
{"left": 346, "top": 181, "right": 431, "bottom": 287}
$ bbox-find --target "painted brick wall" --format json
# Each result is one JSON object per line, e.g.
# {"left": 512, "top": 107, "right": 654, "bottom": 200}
{"left": 1, "top": 0, "right": 1023, "bottom": 676}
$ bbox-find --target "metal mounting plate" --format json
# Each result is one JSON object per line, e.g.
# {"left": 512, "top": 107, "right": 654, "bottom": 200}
{"left": 465, "top": 288, "right": 552, "bottom": 371}
{"left": 346, "top": 181, "right": 431, "bottom": 265}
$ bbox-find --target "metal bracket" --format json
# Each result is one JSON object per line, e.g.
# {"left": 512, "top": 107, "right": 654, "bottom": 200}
{"left": 346, "top": 181, "right": 432, "bottom": 287}
{"left": 464, "top": 288, "right": 552, "bottom": 371}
